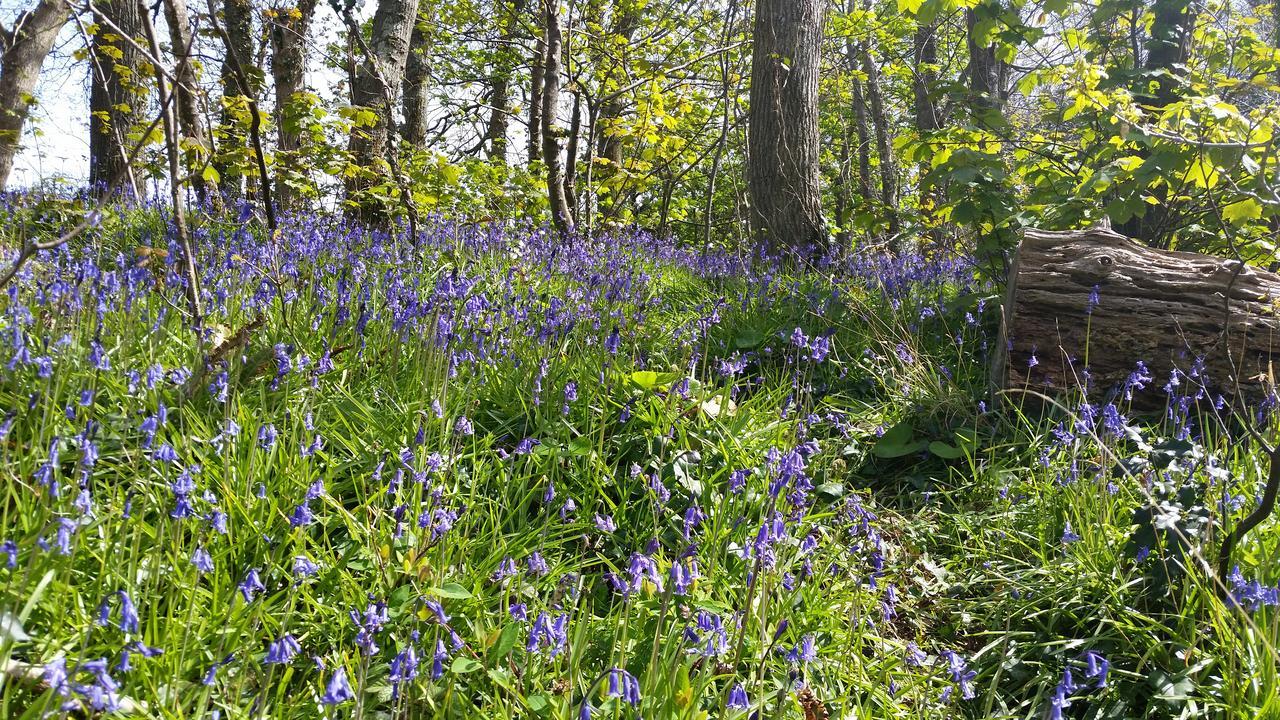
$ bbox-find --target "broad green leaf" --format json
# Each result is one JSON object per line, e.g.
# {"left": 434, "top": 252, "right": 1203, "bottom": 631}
{"left": 1222, "top": 198, "right": 1262, "bottom": 225}
{"left": 429, "top": 582, "right": 472, "bottom": 599}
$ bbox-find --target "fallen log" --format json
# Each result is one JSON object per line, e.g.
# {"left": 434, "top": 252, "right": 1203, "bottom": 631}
{"left": 993, "top": 227, "right": 1280, "bottom": 409}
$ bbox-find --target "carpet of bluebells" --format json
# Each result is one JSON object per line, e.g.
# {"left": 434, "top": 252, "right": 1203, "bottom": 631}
{"left": 1, "top": 202, "right": 1279, "bottom": 719}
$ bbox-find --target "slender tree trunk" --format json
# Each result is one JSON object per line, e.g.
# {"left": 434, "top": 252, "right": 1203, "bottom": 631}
{"left": 835, "top": 123, "right": 850, "bottom": 244}
{"left": 162, "top": 0, "right": 218, "bottom": 204}
{"left": 89, "top": 0, "right": 147, "bottom": 197}
{"left": 216, "top": 0, "right": 254, "bottom": 197}
{"left": 594, "top": 5, "right": 638, "bottom": 176}
{"left": 851, "top": 79, "right": 872, "bottom": 202}
{"left": 912, "top": 21, "right": 939, "bottom": 133}
{"left": 344, "top": 0, "right": 418, "bottom": 216}
{"left": 965, "top": 2, "right": 1000, "bottom": 124}
{"left": 0, "top": 0, "right": 69, "bottom": 191}
{"left": 527, "top": 5, "right": 545, "bottom": 168}
{"left": 269, "top": 0, "right": 317, "bottom": 210}
{"left": 139, "top": 0, "right": 204, "bottom": 329}
{"left": 703, "top": 0, "right": 741, "bottom": 248}
{"left": 483, "top": 0, "right": 522, "bottom": 163}
{"left": 747, "top": 0, "right": 828, "bottom": 253}
{"left": 541, "top": 0, "right": 574, "bottom": 236}
{"left": 1113, "top": 0, "right": 1194, "bottom": 244}
{"left": 860, "top": 43, "right": 898, "bottom": 241}
{"left": 564, "top": 88, "right": 581, "bottom": 216}
{"left": 402, "top": 10, "right": 429, "bottom": 146}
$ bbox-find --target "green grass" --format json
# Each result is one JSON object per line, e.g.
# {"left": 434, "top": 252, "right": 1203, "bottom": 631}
{"left": 0, "top": 205, "right": 1278, "bottom": 719}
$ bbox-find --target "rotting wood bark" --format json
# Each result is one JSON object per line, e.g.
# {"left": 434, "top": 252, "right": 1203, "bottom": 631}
{"left": 994, "top": 227, "right": 1280, "bottom": 409}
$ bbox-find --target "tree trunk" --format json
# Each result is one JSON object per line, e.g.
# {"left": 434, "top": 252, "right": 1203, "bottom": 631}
{"left": 269, "top": 0, "right": 317, "bottom": 210}
{"left": 162, "top": 0, "right": 218, "bottom": 204}
{"left": 747, "top": 0, "right": 828, "bottom": 253}
{"left": 994, "top": 228, "right": 1280, "bottom": 409}
{"left": 965, "top": 2, "right": 1000, "bottom": 123}
{"left": 541, "top": 0, "right": 574, "bottom": 236}
{"left": 564, "top": 88, "right": 581, "bottom": 216}
{"left": 594, "top": 4, "right": 638, "bottom": 177}
{"left": 483, "top": 0, "right": 522, "bottom": 163}
{"left": 850, "top": 78, "right": 872, "bottom": 203}
{"left": 88, "top": 0, "right": 147, "bottom": 197}
{"left": 216, "top": 0, "right": 254, "bottom": 198}
{"left": 859, "top": 42, "right": 898, "bottom": 241}
{"left": 527, "top": 6, "right": 545, "bottom": 168}
{"left": 0, "top": 0, "right": 69, "bottom": 191}
{"left": 1112, "top": 0, "right": 1194, "bottom": 244}
{"left": 402, "top": 11, "right": 429, "bottom": 145}
{"left": 345, "top": 0, "right": 418, "bottom": 214}
{"left": 912, "top": 21, "right": 939, "bottom": 133}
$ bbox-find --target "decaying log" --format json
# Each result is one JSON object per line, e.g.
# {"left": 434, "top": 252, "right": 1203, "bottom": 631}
{"left": 993, "top": 227, "right": 1280, "bottom": 409}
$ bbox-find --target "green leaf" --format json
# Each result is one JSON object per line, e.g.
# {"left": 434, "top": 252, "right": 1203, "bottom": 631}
{"left": 202, "top": 165, "right": 221, "bottom": 185}
{"left": 872, "top": 422, "right": 928, "bottom": 458}
{"left": 927, "top": 440, "right": 966, "bottom": 459}
{"left": 429, "top": 582, "right": 473, "bottom": 599}
{"left": 897, "top": 0, "right": 924, "bottom": 14}
{"left": 451, "top": 656, "right": 482, "bottom": 674}
{"left": 527, "top": 695, "right": 552, "bottom": 715}
{"left": 1223, "top": 198, "right": 1263, "bottom": 225}
{"left": 630, "top": 370, "right": 659, "bottom": 390}
{"left": 487, "top": 623, "right": 520, "bottom": 664}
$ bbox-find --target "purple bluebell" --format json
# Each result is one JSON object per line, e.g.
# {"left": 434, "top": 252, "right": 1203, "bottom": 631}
{"left": 321, "top": 667, "right": 354, "bottom": 705}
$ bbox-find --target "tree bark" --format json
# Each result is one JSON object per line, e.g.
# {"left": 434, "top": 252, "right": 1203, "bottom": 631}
{"left": 541, "top": 0, "right": 574, "bottom": 236}
{"left": 527, "top": 4, "right": 545, "bottom": 168}
{"left": 483, "top": 0, "right": 523, "bottom": 163}
{"left": 965, "top": 2, "right": 1001, "bottom": 123}
{"left": 344, "top": 0, "right": 418, "bottom": 214}
{"left": 401, "top": 10, "right": 429, "bottom": 146}
{"left": 268, "top": 0, "right": 317, "bottom": 210}
{"left": 88, "top": 0, "right": 147, "bottom": 197}
{"left": 564, "top": 88, "right": 581, "bottom": 216}
{"left": 216, "top": 0, "right": 254, "bottom": 197}
{"left": 162, "top": 0, "right": 218, "bottom": 204}
{"left": 912, "top": 21, "right": 939, "bottom": 133}
{"left": 594, "top": 3, "right": 638, "bottom": 176}
{"left": 994, "top": 228, "right": 1280, "bottom": 409}
{"left": 859, "top": 42, "right": 898, "bottom": 241}
{"left": 1112, "top": 0, "right": 1194, "bottom": 245}
{"left": 747, "top": 0, "right": 828, "bottom": 253}
{"left": 850, "top": 78, "right": 872, "bottom": 203}
{"left": 0, "top": 0, "right": 69, "bottom": 191}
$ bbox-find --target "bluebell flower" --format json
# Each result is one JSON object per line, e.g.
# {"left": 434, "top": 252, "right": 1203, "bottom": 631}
{"left": 526, "top": 612, "right": 568, "bottom": 656}
{"left": 292, "top": 555, "right": 320, "bottom": 579}
{"left": 264, "top": 634, "right": 301, "bottom": 665}
{"left": 424, "top": 598, "right": 449, "bottom": 624}
{"left": 390, "top": 643, "right": 418, "bottom": 697}
{"left": 526, "top": 551, "right": 550, "bottom": 577}
{"left": 117, "top": 591, "right": 139, "bottom": 634}
{"left": 238, "top": 568, "right": 265, "bottom": 603}
{"left": 432, "top": 638, "right": 447, "bottom": 679}
{"left": 727, "top": 682, "right": 748, "bottom": 710}
{"left": 607, "top": 668, "right": 641, "bottom": 705}
{"left": 321, "top": 666, "right": 354, "bottom": 705}
{"left": 1061, "top": 522, "right": 1081, "bottom": 544}
{"left": 1081, "top": 650, "right": 1109, "bottom": 688}
{"left": 941, "top": 650, "right": 976, "bottom": 700}
{"left": 191, "top": 547, "right": 214, "bottom": 574}
{"left": 42, "top": 655, "right": 68, "bottom": 695}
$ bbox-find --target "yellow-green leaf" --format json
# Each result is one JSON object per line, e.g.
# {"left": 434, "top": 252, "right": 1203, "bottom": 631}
{"left": 1223, "top": 198, "right": 1263, "bottom": 225}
